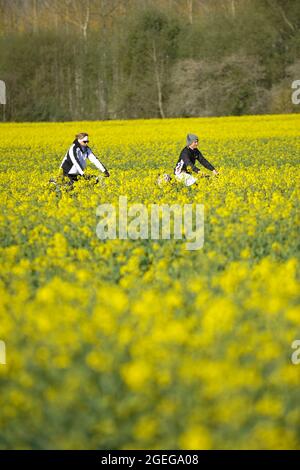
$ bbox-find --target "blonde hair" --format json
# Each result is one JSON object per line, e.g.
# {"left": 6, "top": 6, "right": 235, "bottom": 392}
{"left": 76, "top": 132, "right": 88, "bottom": 140}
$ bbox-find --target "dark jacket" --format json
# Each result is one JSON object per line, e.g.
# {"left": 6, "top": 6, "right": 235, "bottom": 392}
{"left": 174, "top": 147, "right": 215, "bottom": 175}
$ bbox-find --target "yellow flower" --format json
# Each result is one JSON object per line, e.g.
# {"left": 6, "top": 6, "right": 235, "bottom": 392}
{"left": 0, "top": 114, "right": 299, "bottom": 449}
{"left": 179, "top": 426, "right": 212, "bottom": 450}
{"left": 121, "top": 360, "right": 152, "bottom": 391}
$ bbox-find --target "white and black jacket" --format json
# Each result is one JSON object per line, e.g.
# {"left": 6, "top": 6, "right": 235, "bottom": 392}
{"left": 60, "top": 139, "right": 109, "bottom": 176}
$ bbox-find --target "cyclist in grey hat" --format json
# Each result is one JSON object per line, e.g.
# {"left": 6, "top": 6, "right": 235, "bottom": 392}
{"left": 174, "top": 133, "right": 218, "bottom": 186}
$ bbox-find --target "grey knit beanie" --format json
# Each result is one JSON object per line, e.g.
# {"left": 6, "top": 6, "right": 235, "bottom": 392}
{"left": 187, "top": 133, "right": 198, "bottom": 146}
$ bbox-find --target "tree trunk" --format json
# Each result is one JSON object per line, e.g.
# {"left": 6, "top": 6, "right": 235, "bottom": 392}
{"left": 187, "top": 0, "right": 193, "bottom": 24}
{"left": 67, "top": 65, "right": 73, "bottom": 117}
{"left": 152, "top": 40, "right": 165, "bottom": 119}
{"left": 230, "top": 0, "right": 235, "bottom": 18}
{"left": 82, "top": 0, "right": 90, "bottom": 42}
{"left": 32, "top": 0, "right": 38, "bottom": 33}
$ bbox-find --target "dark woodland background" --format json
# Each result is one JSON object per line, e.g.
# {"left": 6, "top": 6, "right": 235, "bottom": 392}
{"left": 0, "top": 0, "right": 300, "bottom": 121}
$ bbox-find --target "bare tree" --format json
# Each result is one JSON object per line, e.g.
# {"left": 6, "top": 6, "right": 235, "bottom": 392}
{"left": 265, "top": 0, "right": 295, "bottom": 32}
{"left": 187, "top": 0, "right": 193, "bottom": 23}
{"left": 152, "top": 39, "right": 165, "bottom": 118}
{"left": 43, "top": 0, "right": 91, "bottom": 40}
{"left": 230, "top": 0, "right": 235, "bottom": 17}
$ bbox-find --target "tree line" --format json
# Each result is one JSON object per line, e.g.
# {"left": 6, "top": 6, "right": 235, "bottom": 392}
{"left": 0, "top": 0, "right": 299, "bottom": 121}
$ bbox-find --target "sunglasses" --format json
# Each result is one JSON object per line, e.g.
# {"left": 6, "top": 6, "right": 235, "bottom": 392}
{"left": 82, "top": 140, "right": 89, "bottom": 143}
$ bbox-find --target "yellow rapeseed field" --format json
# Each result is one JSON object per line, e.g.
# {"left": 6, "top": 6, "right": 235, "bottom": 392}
{"left": 0, "top": 114, "right": 299, "bottom": 449}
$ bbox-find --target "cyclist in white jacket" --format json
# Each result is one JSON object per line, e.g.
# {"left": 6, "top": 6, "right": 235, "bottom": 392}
{"left": 60, "top": 132, "right": 110, "bottom": 183}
